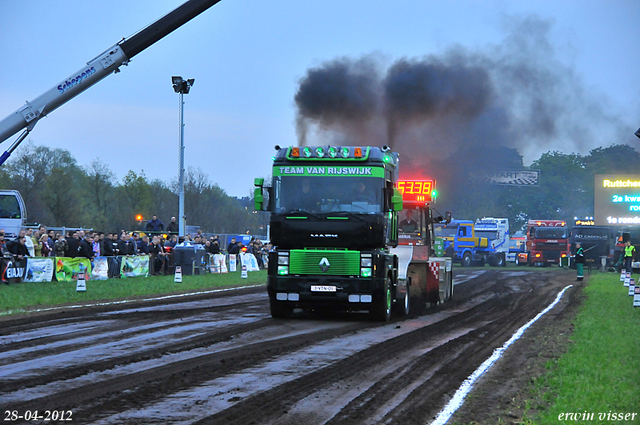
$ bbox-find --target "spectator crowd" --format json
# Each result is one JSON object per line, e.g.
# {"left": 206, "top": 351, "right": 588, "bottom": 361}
{"left": 0, "top": 215, "right": 270, "bottom": 277}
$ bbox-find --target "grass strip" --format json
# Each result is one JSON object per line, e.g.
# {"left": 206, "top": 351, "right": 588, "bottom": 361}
{"left": 0, "top": 270, "right": 267, "bottom": 315}
{"left": 527, "top": 273, "right": 640, "bottom": 424}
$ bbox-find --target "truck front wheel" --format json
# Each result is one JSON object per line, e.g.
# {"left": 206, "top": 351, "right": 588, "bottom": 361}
{"left": 461, "top": 252, "right": 472, "bottom": 267}
{"left": 371, "top": 278, "right": 392, "bottom": 322}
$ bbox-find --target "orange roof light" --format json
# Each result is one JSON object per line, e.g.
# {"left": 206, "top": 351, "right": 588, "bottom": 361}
{"left": 354, "top": 147, "right": 362, "bottom": 157}
{"left": 292, "top": 147, "right": 300, "bottom": 157}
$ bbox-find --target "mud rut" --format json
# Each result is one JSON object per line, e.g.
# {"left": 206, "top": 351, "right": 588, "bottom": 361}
{"left": 0, "top": 269, "right": 578, "bottom": 424}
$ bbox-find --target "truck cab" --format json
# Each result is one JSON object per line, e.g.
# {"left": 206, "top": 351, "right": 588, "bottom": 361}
{"left": 434, "top": 220, "right": 490, "bottom": 267}
{"left": 255, "top": 145, "right": 404, "bottom": 321}
{"left": 519, "top": 219, "right": 570, "bottom": 266}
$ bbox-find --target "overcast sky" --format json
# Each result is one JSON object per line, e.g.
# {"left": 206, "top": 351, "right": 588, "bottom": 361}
{"left": 1, "top": 0, "right": 639, "bottom": 197}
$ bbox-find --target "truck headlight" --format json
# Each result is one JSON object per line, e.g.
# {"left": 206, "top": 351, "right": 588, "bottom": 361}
{"left": 360, "top": 267, "right": 372, "bottom": 278}
{"left": 278, "top": 266, "right": 289, "bottom": 275}
{"left": 360, "top": 258, "right": 372, "bottom": 267}
{"left": 278, "top": 252, "right": 289, "bottom": 265}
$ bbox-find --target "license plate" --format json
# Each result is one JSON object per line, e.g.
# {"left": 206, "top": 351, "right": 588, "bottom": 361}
{"left": 311, "top": 285, "right": 336, "bottom": 292}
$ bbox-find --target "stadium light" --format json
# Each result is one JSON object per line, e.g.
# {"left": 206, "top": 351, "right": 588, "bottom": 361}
{"left": 171, "top": 76, "right": 195, "bottom": 237}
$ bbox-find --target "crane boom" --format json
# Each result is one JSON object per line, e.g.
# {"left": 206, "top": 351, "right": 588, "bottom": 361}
{"left": 0, "top": 0, "right": 222, "bottom": 165}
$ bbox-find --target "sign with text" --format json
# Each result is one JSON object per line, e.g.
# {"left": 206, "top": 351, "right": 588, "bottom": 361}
{"left": 594, "top": 174, "right": 640, "bottom": 225}
{"left": 470, "top": 170, "right": 539, "bottom": 186}
{"left": 398, "top": 180, "right": 435, "bottom": 204}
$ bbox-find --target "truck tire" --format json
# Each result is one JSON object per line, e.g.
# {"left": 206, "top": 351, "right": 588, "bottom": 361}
{"left": 393, "top": 281, "right": 410, "bottom": 317}
{"left": 494, "top": 253, "right": 505, "bottom": 267}
{"left": 371, "top": 277, "right": 392, "bottom": 322}
{"left": 269, "top": 296, "right": 293, "bottom": 319}
{"left": 461, "top": 252, "right": 472, "bottom": 267}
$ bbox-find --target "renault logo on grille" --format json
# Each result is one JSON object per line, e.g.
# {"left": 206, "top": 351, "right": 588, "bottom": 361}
{"left": 319, "top": 258, "right": 330, "bottom": 272}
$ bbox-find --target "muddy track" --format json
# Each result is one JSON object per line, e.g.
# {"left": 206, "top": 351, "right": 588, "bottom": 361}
{"left": 0, "top": 268, "right": 578, "bottom": 424}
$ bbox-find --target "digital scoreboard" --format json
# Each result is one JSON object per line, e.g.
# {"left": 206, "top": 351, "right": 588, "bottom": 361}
{"left": 594, "top": 174, "right": 640, "bottom": 226}
{"left": 397, "top": 180, "right": 435, "bottom": 205}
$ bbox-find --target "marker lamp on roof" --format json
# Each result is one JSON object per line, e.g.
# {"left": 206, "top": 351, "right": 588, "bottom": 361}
{"left": 303, "top": 147, "right": 312, "bottom": 158}
{"left": 315, "top": 147, "right": 325, "bottom": 158}
{"left": 329, "top": 147, "right": 338, "bottom": 158}
{"left": 341, "top": 147, "right": 350, "bottom": 158}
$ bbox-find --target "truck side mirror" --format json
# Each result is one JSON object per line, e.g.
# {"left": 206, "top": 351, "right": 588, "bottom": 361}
{"left": 391, "top": 187, "right": 403, "bottom": 211}
{"left": 254, "top": 178, "right": 264, "bottom": 211}
{"left": 445, "top": 211, "right": 452, "bottom": 224}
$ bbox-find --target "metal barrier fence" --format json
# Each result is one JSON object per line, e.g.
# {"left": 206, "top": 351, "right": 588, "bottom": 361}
{"left": 1, "top": 251, "right": 269, "bottom": 283}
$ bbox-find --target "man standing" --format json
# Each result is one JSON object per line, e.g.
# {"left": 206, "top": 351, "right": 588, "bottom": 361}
{"left": 227, "top": 237, "right": 237, "bottom": 254}
{"left": 8, "top": 235, "right": 29, "bottom": 261}
{"left": 624, "top": 240, "right": 635, "bottom": 275}
{"left": 167, "top": 216, "right": 179, "bottom": 234}
{"left": 146, "top": 215, "right": 164, "bottom": 232}
{"left": 138, "top": 235, "right": 150, "bottom": 255}
{"left": 117, "top": 232, "right": 132, "bottom": 256}
{"left": 65, "top": 231, "right": 79, "bottom": 258}
{"left": 102, "top": 233, "right": 115, "bottom": 257}
{"left": 79, "top": 234, "right": 94, "bottom": 260}
{"left": 575, "top": 242, "right": 584, "bottom": 281}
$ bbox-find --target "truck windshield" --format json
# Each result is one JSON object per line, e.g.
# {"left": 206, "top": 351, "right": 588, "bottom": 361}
{"left": 434, "top": 224, "right": 457, "bottom": 238}
{"left": 475, "top": 230, "right": 498, "bottom": 240}
{"left": 0, "top": 194, "right": 21, "bottom": 218}
{"left": 274, "top": 176, "right": 384, "bottom": 214}
{"left": 533, "top": 227, "right": 568, "bottom": 239}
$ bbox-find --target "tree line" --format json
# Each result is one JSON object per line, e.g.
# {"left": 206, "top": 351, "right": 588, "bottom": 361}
{"left": 0, "top": 141, "right": 264, "bottom": 234}
{"left": 2, "top": 140, "right": 637, "bottom": 235}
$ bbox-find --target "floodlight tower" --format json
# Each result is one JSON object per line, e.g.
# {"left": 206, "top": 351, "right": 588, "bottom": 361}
{"left": 172, "top": 76, "right": 195, "bottom": 237}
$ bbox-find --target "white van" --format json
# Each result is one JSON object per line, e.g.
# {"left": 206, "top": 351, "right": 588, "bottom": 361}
{"left": 0, "top": 190, "right": 26, "bottom": 239}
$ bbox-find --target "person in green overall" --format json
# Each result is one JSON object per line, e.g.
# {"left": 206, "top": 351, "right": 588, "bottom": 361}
{"left": 575, "top": 242, "right": 584, "bottom": 281}
{"left": 624, "top": 240, "right": 635, "bottom": 275}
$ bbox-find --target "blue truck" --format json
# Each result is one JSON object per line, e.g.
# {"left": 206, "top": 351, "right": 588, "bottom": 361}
{"left": 434, "top": 218, "right": 509, "bottom": 267}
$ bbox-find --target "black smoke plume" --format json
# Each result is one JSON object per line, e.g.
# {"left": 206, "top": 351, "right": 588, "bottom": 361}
{"left": 293, "top": 15, "right": 637, "bottom": 216}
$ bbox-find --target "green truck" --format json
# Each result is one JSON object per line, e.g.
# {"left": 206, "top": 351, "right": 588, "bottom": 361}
{"left": 254, "top": 145, "right": 453, "bottom": 321}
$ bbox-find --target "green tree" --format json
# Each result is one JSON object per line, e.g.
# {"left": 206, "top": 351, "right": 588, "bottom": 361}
{"left": 525, "top": 151, "right": 589, "bottom": 220}
{"left": 43, "top": 167, "right": 82, "bottom": 226}
{"left": 116, "top": 170, "right": 152, "bottom": 230}
{"left": 83, "top": 158, "right": 116, "bottom": 230}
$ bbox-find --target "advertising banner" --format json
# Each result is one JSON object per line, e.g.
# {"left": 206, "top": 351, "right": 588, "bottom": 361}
{"left": 91, "top": 257, "right": 109, "bottom": 280}
{"left": 24, "top": 257, "right": 55, "bottom": 282}
{"left": 210, "top": 254, "right": 228, "bottom": 273}
{"left": 229, "top": 254, "right": 237, "bottom": 272}
{"left": 120, "top": 255, "right": 149, "bottom": 278}
{"left": 239, "top": 253, "right": 260, "bottom": 271}
{"left": 55, "top": 258, "right": 92, "bottom": 282}
{"left": 1, "top": 258, "right": 26, "bottom": 283}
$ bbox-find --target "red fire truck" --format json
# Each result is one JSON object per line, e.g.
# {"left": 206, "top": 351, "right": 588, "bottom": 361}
{"left": 517, "top": 219, "right": 570, "bottom": 266}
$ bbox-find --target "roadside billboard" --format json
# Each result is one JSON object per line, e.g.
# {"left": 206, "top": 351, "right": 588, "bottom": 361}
{"left": 594, "top": 174, "right": 640, "bottom": 226}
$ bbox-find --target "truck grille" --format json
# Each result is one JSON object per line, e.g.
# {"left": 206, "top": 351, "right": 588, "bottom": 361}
{"left": 289, "top": 249, "right": 360, "bottom": 276}
{"left": 542, "top": 251, "right": 561, "bottom": 260}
